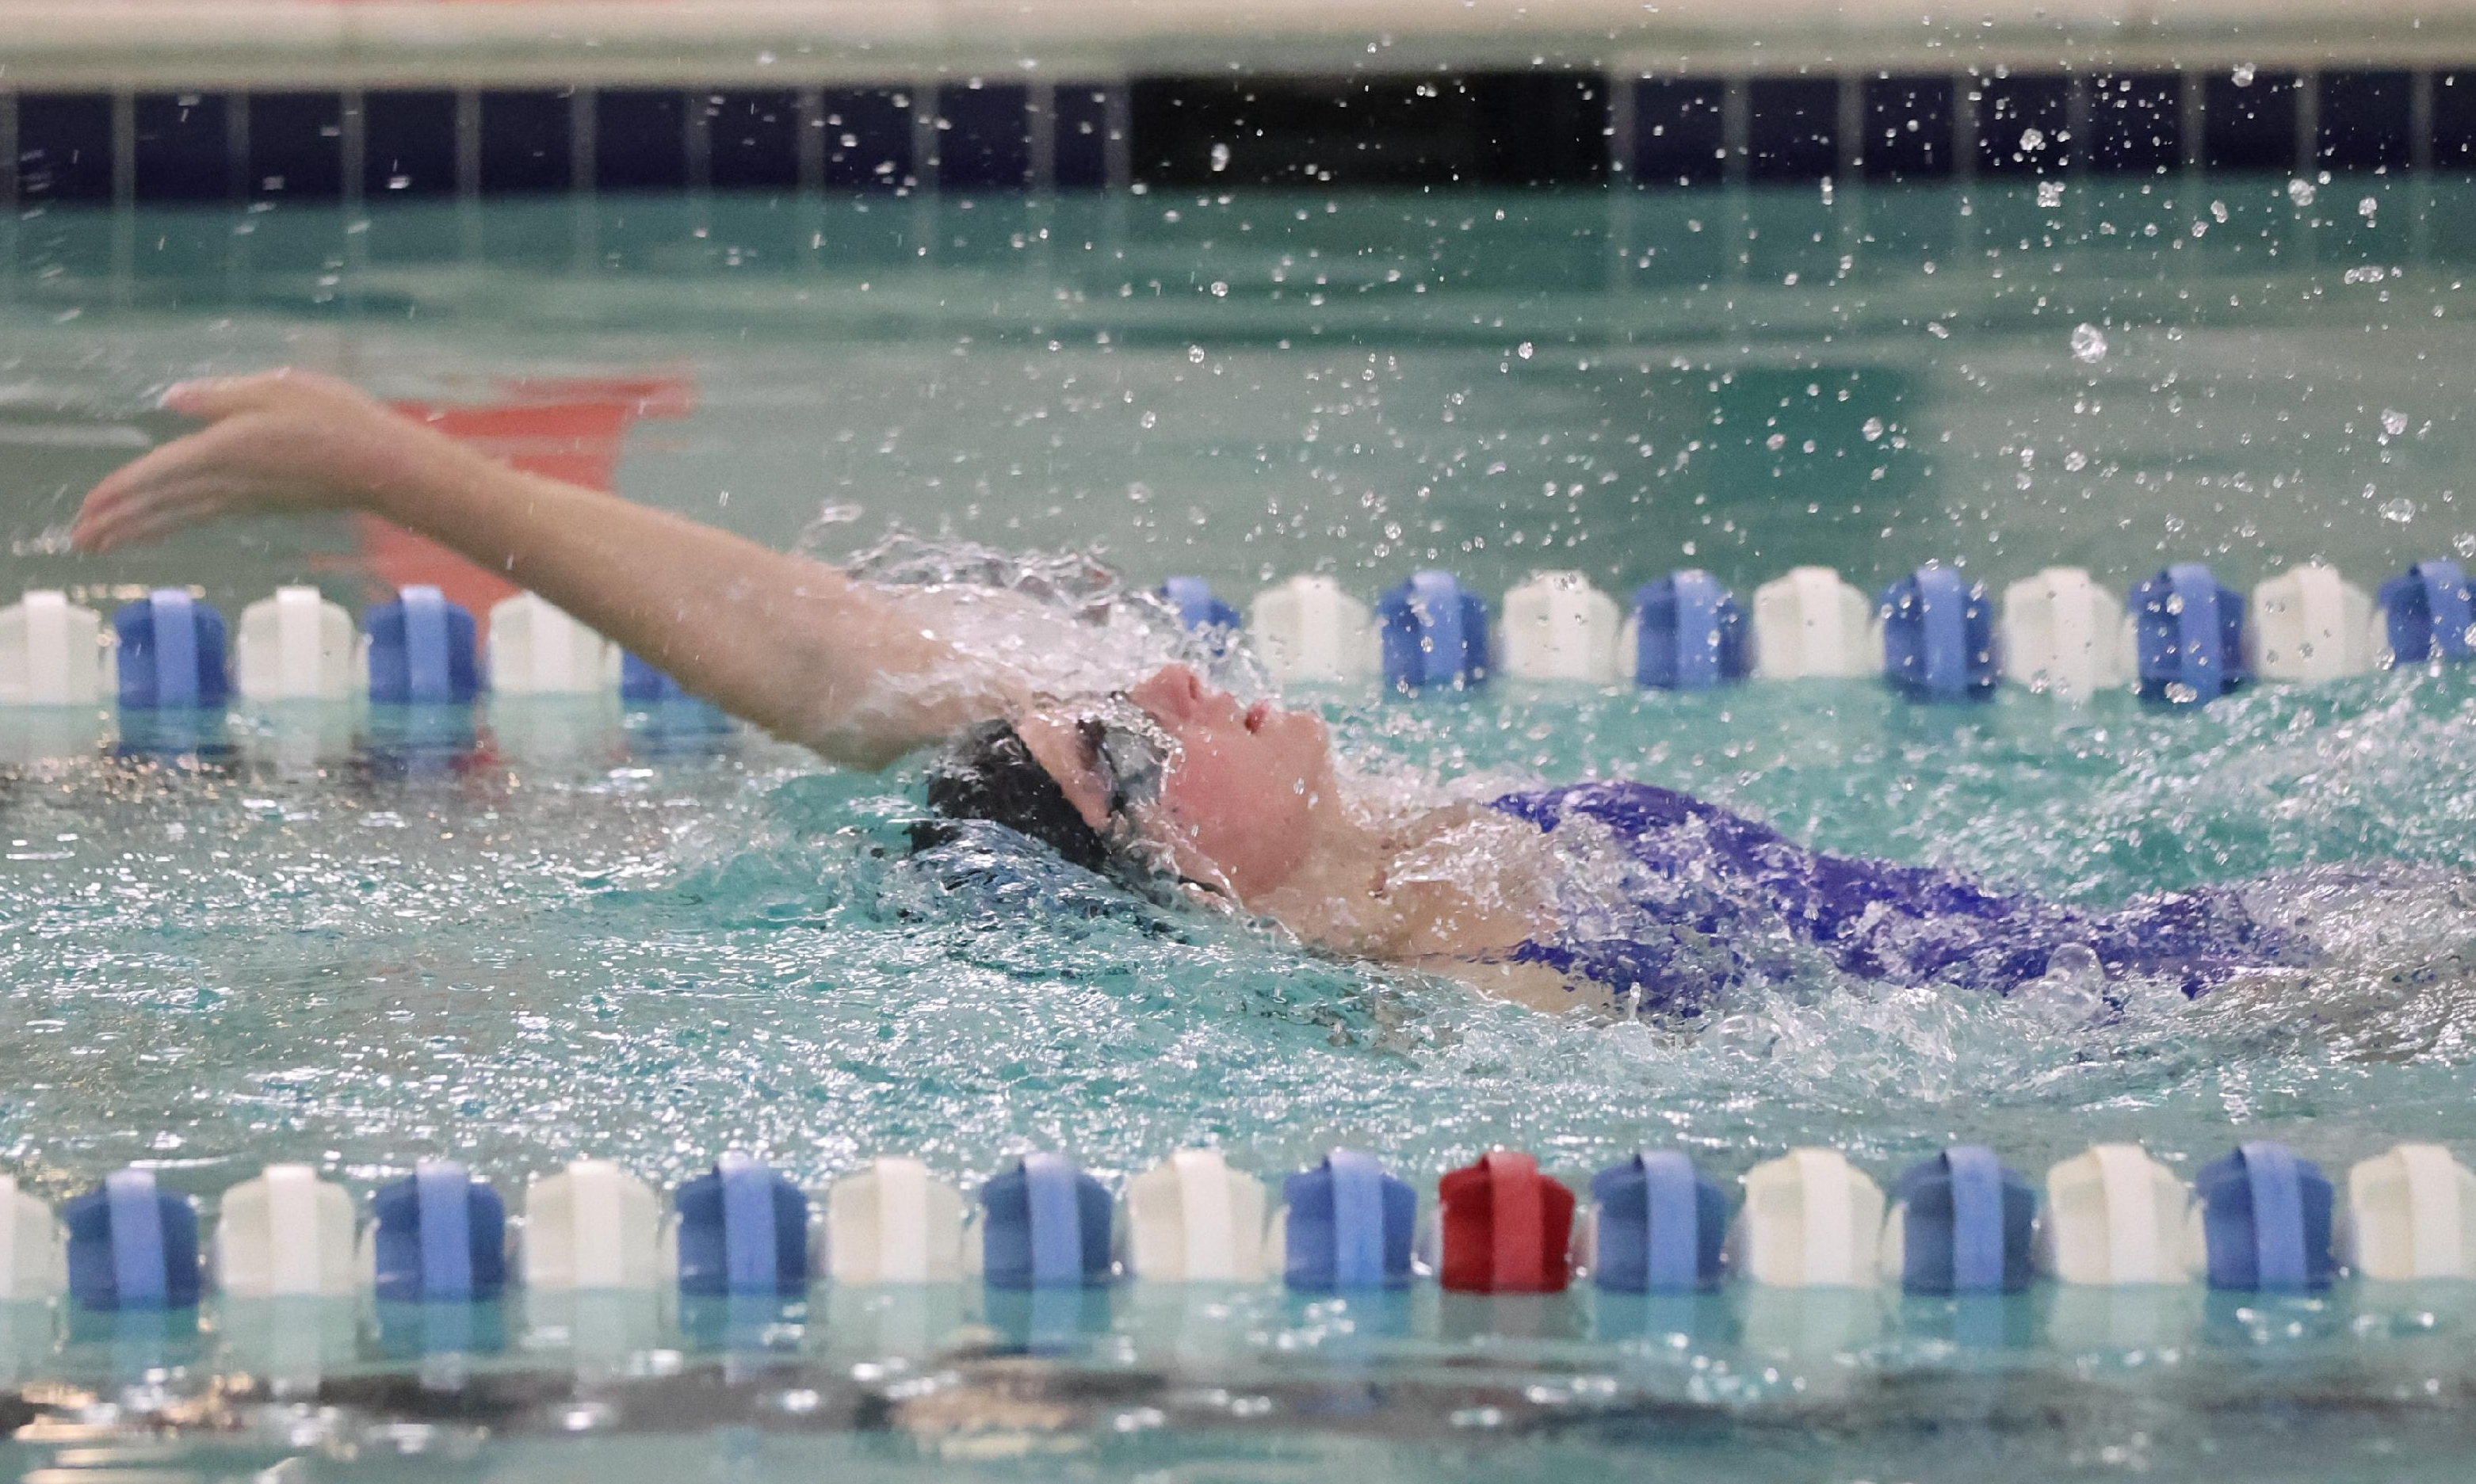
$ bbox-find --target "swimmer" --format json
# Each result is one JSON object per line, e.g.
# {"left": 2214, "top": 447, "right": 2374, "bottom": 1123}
{"left": 71, "top": 370, "right": 2312, "bottom": 1016}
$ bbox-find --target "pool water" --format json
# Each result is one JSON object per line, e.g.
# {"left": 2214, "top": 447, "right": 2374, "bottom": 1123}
{"left": 3, "top": 179, "right": 2476, "bottom": 1481}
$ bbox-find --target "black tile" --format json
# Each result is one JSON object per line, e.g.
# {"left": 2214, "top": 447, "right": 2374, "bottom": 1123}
{"left": 1862, "top": 74, "right": 1952, "bottom": 181}
{"left": 1631, "top": 78, "right": 1725, "bottom": 186}
{"left": 134, "top": 93, "right": 231, "bottom": 203}
{"left": 704, "top": 90, "right": 798, "bottom": 190}
{"left": 480, "top": 90, "right": 571, "bottom": 194}
{"left": 1975, "top": 74, "right": 2071, "bottom": 174}
{"left": 1473, "top": 74, "right": 1607, "bottom": 185}
{"left": 19, "top": 93, "right": 117, "bottom": 203}
{"left": 364, "top": 90, "right": 456, "bottom": 198}
{"left": 1129, "top": 73, "right": 1603, "bottom": 188}
{"left": 937, "top": 82, "right": 1030, "bottom": 191}
{"left": 1747, "top": 78, "right": 1836, "bottom": 181}
{"left": 2440, "top": 72, "right": 2476, "bottom": 170}
{"left": 2320, "top": 71, "right": 2413, "bottom": 170}
{"left": 2086, "top": 73, "right": 2181, "bottom": 174}
{"left": 2204, "top": 71, "right": 2300, "bottom": 171}
{"left": 596, "top": 90, "right": 688, "bottom": 191}
{"left": 250, "top": 92, "right": 345, "bottom": 200}
{"left": 817, "top": 87, "right": 914, "bottom": 190}
{"left": 1053, "top": 83, "right": 1115, "bottom": 189}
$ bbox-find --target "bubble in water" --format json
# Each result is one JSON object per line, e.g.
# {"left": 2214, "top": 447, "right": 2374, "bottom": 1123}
{"left": 1209, "top": 143, "right": 1231, "bottom": 173}
{"left": 2070, "top": 323, "right": 2107, "bottom": 364}
{"left": 2382, "top": 409, "right": 2409, "bottom": 436}
{"left": 2382, "top": 498, "right": 2417, "bottom": 524}
{"left": 2015, "top": 943, "right": 2107, "bottom": 1026}
{"left": 2287, "top": 177, "right": 2317, "bottom": 208}
{"left": 2232, "top": 63, "right": 2257, "bottom": 86}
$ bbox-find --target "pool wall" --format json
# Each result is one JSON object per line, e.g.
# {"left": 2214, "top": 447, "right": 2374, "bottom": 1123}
{"left": 3, "top": 2, "right": 2476, "bottom": 204}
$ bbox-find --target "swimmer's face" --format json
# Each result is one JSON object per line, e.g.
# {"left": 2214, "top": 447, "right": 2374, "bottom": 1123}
{"left": 1017, "top": 664, "right": 1333, "bottom": 901}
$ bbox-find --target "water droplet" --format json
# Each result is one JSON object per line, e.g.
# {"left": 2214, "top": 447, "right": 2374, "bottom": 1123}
{"left": 2287, "top": 177, "right": 2317, "bottom": 207}
{"left": 2037, "top": 181, "right": 2065, "bottom": 208}
{"left": 1861, "top": 418, "right": 1886, "bottom": 442}
{"left": 2070, "top": 323, "right": 2107, "bottom": 364}
{"left": 1209, "top": 143, "right": 1231, "bottom": 173}
{"left": 2232, "top": 63, "right": 2258, "bottom": 86}
{"left": 2382, "top": 498, "right": 2417, "bottom": 524}
{"left": 2382, "top": 409, "right": 2409, "bottom": 436}
{"left": 2359, "top": 196, "right": 2380, "bottom": 220}
{"left": 1515, "top": 341, "right": 1534, "bottom": 360}
{"left": 2019, "top": 127, "right": 2046, "bottom": 153}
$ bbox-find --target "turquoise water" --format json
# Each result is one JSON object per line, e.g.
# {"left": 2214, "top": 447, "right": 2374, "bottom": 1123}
{"left": 2, "top": 181, "right": 2476, "bottom": 1479}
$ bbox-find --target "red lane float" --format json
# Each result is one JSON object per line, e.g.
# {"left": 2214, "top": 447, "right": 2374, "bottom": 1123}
{"left": 1435, "top": 1150, "right": 1574, "bottom": 1294}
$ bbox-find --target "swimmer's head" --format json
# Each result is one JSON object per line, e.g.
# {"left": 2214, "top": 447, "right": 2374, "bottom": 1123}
{"left": 1014, "top": 664, "right": 1335, "bottom": 902}
{"left": 920, "top": 664, "right": 1335, "bottom": 903}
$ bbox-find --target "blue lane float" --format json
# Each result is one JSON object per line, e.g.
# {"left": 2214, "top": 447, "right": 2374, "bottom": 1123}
{"left": 369, "top": 1161, "right": 507, "bottom": 1303}
{"left": 2377, "top": 559, "right": 2474, "bottom": 665}
{"left": 365, "top": 586, "right": 481, "bottom": 705}
{"left": 619, "top": 652, "right": 697, "bottom": 705}
{"left": 113, "top": 590, "right": 228, "bottom": 710}
{"left": 1159, "top": 577, "right": 1240, "bottom": 634}
{"left": 1630, "top": 570, "right": 1748, "bottom": 690}
{"left": 674, "top": 1154, "right": 811, "bottom": 1297}
{"left": 1880, "top": 566, "right": 1998, "bottom": 702}
{"left": 1888, "top": 1146, "right": 2036, "bottom": 1294}
{"left": 2130, "top": 563, "right": 2249, "bottom": 704}
{"left": 1377, "top": 571, "right": 1489, "bottom": 692}
{"left": 1279, "top": 1149, "right": 1417, "bottom": 1291}
{"left": 979, "top": 1154, "right": 1114, "bottom": 1290}
{"left": 2195, "top": 1141, "right": 2336, "bottom": 1291}
{"left": 63, "top": 1169, "right": 199, "bottom": 1311}
{"left": 1586, "top": 1150, "right": 1726, "bottom": 1292}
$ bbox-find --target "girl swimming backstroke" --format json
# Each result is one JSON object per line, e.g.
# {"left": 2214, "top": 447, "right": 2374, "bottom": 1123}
{"left": 71, "top": 369, "right": 2315, "bottom": 1016}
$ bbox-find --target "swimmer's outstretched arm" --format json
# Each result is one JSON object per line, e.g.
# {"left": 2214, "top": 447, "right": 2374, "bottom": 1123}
{"left": 70, "top": 370, "right": 1015, "bottom": 767}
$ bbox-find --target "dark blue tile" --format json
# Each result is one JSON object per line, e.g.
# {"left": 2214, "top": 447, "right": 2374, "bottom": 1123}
{"left": 250, "top": 92, "right": 345, "bottom": 200}
{"left": 1474, "top": 73, "right": 1607, "bottom": 185}
{"left": 938, "top": 82, "right": 1030, "bottom": 191}
{"left": 1630, "top": 79, "right": 1725, "bottom": 187}
{"left": 2086, "top": 73, "right": 2181, "bottom": 174}
{"left": 134, "top": 93, "right": 231, "bottom": 203}
{"left": 1975, "top": 74, "right": 2071, "bottom": 174}
{"left": 19, "top": 93, "right": 116, "bottom": 203}
{"left": 595, "top": 90, "right": 687, "bottom": 191}
{"left": 364, "top": 90, "right": 456, "bottom": 198}
{"left": 1861, "top": 75, "right": 1951, "bottom": 181}
{"left": 818, "top": 87, "right": 914, "bottom": 190}
{"left": 2319, "top": 71, "right": 2412, "bottom": 170}
{"left": 704, "top": 90, "right": 797, "bottom": 190}
{"left": 2440, "top": 72, "right": 2476, "bottom": 170}
{"left": 1053, "top": 83, "right": 1114, "bottom": 189}
{"left": 2204, "top": 71, "right": 2300, "bottom": 172}
{"left": 480, "top": 90, "right": 571, "bottom": 194}
{"left": 1747, "top": 78, "right": 1836, "bottom": 181}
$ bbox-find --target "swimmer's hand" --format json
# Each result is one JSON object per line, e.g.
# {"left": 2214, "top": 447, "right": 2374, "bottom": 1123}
{"left": 72, "top": 370, "right": 472, "bottom": 551}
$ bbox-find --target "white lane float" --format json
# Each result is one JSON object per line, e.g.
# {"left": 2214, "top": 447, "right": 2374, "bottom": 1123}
{"left": 2246, "top": 564, "right": 2376, "bottom": 682}
{"left": 1750, "top": 567, "right": 1878, "bottom": 679}
{"left": 1122, "top": 1148, "right": 1270, "bottom": 1281}
{"left": 2340, "top": 1142, "right": 2476, "bottom": 1280}
{"left": 1498, "top": 570, "right": 1621, "bottom": 682}
{"left": 823, "top": 1156, "right": 968, "bottom": 1284}
{"left": 1999, "top": 567, "right": 2128, "bottom": 699}
{"left": 1725, "top": 1148, "right": 1884, "bottom": 1288}
{"left": 2035, "top": 1143, "right": 2192, "bottom": 1285}
{"left": 212, "top": 1164, "right": 358, "bottom": 1299}
{"left": 1248, "top": 574, "right": 1379, "bottom": 686}
{"left": 0, "top": 590, "right": 113, "bottom": 706}
{"left": 236, "top": 586, "right": 357, "bottom": 702}
{"left": 487, "top": 591, "right": 617, "bottom": 696}
{"left": 522, "top": 1160, "right": 663, "bottom": 1291}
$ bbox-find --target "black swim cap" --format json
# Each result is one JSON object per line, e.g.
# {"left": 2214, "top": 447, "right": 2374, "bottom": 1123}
{"left": 918, "top": 719, "right": 1116, "bottom": 875}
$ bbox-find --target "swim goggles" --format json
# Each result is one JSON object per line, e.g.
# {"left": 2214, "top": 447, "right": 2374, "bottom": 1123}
{"left": 1075, "top": 692, "right": 1175, "bottom": 826}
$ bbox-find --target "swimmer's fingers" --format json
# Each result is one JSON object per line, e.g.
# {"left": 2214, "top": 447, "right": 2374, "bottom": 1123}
{"left": 72, "top": 422, "right": 262, "bottom": 550}
{"left": 73, "top": 475, "right": 249, "bottom": 552}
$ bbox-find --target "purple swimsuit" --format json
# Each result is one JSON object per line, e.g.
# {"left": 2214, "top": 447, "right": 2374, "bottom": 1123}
{"left": 1496, "top": 783, "right": 2305, "bottom": 1016}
